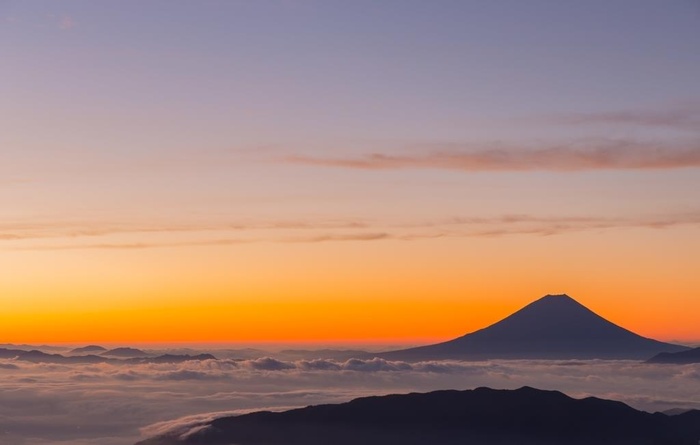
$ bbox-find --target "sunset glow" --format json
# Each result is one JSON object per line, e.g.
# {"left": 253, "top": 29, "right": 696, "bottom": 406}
{"left": 1, "top": 0, "right": 699, "bottom": 346}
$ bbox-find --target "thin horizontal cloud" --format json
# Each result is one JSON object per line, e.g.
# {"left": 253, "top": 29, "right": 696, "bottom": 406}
{"left": 284, "top": 140, "right": 700, "bottom": 172}
{"left": 0, "top": 218, "right": 369, "bottom": 242}
{"left": 13, "top": 238, "right": 255, "bottom": 251}
{"left": 402, "top": 212, "right": 700, "bottom": 239}
{"left": 12, "top": 232, "right": 392, "bottom": 251}
{"left": 554, "top": 103, "right": 700, "bottom": 130}
{"left": 434, "top": 213, "right": 700, "bottom": 237}
{"left": 9, "top": 212, "right": 700, "bottom": 250}
{"left": 283, "top": 232, "right": 391, "bottom": 243}
{"left": 389, "top": 213, "right": 700, "bottom": 240}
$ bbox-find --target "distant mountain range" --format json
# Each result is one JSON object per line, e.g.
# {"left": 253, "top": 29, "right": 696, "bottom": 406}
{"left": 135, "top": 386, "right": 700, "bottom": 445}
{"left": 0, "top": 348, "right": 215, "bottom": 364}
{"left": 0, "top": 343, "right": 66, "bottom": 353}
{"left": 67, "top": 345, "right": 152, "bottom": 358}
{"left": 379, "top": 294, "right": 689, "bottom": 360}
{"left": 648, "top": 347, "right": 700, "bottom": 364}
{"left": 0, "top": 348, "right": 105, "bottom": 364}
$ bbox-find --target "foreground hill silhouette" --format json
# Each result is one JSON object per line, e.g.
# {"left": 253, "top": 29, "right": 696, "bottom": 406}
{"left": 648, "top": 347, "right": 700, "bottom": 364}
{"left": 136, "top": 387, "right": 700, "bottom": 445}
{"left": 379, "top": 294, "right": 688, "bottom": 360}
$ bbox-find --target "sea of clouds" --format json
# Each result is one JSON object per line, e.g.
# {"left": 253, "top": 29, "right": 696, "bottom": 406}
{"left": 1, "top": 355, "right": 699, "bottom": 445}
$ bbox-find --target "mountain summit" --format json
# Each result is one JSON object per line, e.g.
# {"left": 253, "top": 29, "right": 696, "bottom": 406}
{"left": 380, "top": 294, "right": 688, "bottom": 360}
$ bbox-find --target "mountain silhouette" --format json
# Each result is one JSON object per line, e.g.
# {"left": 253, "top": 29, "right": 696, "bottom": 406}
{"left": 69, "top": 345, "right": 107, "bottom": 355}
{"left": 648, "top": 347, "right": 700, "bottom": 364}
{"left": 380, "top": 294, "right": 689, "bottom": 360}
{"left": 0, "top": 343, "right": 66, "bottom": 352}
{"left": 101, "top": 347, "right": 149, "bottom": 358}
{"left": 0, "top": 348, "right": 105, "bottom": 364}
{"left": 0, "top": 348, "right": 216, "bottom": 365}
{"left": 135, "top": 386, "right": 700, "bottom": 445}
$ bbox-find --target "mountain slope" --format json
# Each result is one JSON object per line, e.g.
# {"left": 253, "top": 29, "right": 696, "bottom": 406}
{"left": 136, "top": 386, "right": 700, "bottom": 445}
{"left": 648, "top": 347, "right": 700, "bottom": 364}
{"left": 380, "top": 294, "right": 688, "bottom": 360}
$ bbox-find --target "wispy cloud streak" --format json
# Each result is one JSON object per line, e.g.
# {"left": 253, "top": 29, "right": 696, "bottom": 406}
{"left": 17, "top": 233, "right": 390, "bottom": 251}
{"left": 554, "top": 103, "right": 700, "bottom": 130}
{"left": 6, "top": 212, "right": 699, "bottom": 250}
{"left": 284, "top": 140, "right": 700, "bottom": 172}
{"left": 284, "top": 233, "right": 390, "bottom": 243}
{"left": 0, "top": 218, "right": 369, "bottom": 242}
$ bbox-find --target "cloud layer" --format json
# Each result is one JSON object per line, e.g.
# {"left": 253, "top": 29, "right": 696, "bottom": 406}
{"left": 1, "top": 355, "right": 699, "bottom": 445}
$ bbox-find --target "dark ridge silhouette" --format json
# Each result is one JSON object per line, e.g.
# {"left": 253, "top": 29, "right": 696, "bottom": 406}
{"left": 0, "top": 343, "right": 66, "bottom": 352}
{"left": 100, "top": 347, "right": 150, "bottom": 358}
{"left": 379, "top": 294, "right": 689, "bottom": 360}
{"left": 0, "top": 348, "right": 105, "bottom": 364}
{"left": 648, "top": 347, "right": 700, "bottom": 364}
{"left": 69, "top": 345, "right": 107, "bottom": 355}
{"left": 136, "top": 347, "right": 267, "bottom": 360}
{"left": 0, "top": 348, "right": 216, "bottom": 365}
{"left": 135, "top": 386, "right": 700, "bottom": 445}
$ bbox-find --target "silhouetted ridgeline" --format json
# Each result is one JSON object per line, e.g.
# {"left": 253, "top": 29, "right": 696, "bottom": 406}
{"left": 68, "top": 345, "right": 108, "bottom": 355}
{"left": 100, "top": 347, "right": 150, "bottom": 358}
{"left": 0, "top": 348, "right": 215, "bottom": 364}
{"left": 648, "top": 347, "right": 700, "bottom": 364}
{"left": 136, "top": 386, "right": 700, "bottom": 445}
{"left": 379, "top": 294, "right": 689, "bottom": 360}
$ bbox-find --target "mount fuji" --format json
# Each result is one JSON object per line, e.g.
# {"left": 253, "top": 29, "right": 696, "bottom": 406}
{"left": 379, "top": 294, "right": 689, "bottom": 360}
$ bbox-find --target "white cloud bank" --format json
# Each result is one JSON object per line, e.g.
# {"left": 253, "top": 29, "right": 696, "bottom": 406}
{"left": 0, "top": 357, "right": 699, "bottom": 444}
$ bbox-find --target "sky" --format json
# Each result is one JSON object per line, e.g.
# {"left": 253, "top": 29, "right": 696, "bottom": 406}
{"left": 1, "top": 0, "right": 699, "bottom": 344}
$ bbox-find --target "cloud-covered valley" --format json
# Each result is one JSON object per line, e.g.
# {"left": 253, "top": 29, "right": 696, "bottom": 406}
{"left": 1, "top": 354, "right": 700, "bottom": 445}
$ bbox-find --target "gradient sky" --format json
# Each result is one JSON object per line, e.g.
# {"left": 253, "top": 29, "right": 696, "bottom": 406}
{"left": 1, "top": 0, "right": 699, "bottom": 344}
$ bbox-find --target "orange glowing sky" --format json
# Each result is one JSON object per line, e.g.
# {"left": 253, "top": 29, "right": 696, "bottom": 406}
{"left": 1, "top": 1, "right": 699, "bottom": 345}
